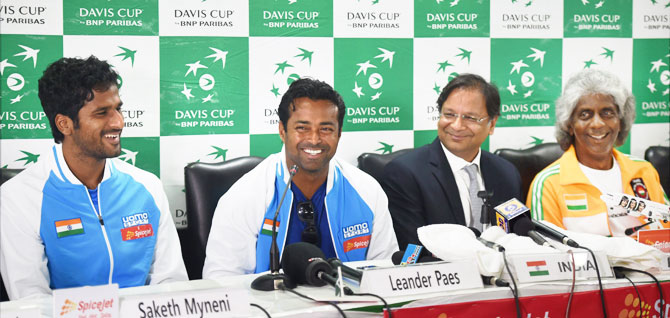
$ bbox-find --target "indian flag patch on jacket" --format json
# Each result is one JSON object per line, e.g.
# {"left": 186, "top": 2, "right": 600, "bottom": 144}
{"left": 55, "top": 218, "right": 84, "bottom": 238}
{"left": 564, "top": 193, "right": 587, "bottom": 211}
{"left": 527, "top": 260, "right": 549, "bottom": 276}
{"left": 261, "top": 218, "right": 279, "bottom": 236}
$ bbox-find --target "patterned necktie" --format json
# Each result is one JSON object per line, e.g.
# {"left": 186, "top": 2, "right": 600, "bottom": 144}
{"left": 463, "top": 164, "right": 483, "bottom": 231}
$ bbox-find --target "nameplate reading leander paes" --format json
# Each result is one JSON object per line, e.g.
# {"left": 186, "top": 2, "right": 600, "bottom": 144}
{"left": 119, "top": 288, "right": 249, "bottom": 318}
{"left": 358, "top": 260, "right": 482, "bottom": 297}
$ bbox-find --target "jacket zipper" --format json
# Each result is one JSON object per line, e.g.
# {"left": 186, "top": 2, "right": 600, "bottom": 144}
{"left": 86, "top": 187, "right": 115, "bottom": 284}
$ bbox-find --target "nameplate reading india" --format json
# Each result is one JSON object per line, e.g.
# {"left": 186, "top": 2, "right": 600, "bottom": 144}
{"left": 359, "top": 260, "right": 482, "bottom": 297}
{"left": 53, "top": 284, "right": 119, "bottom": 318}
{"left": 119, "top": 288, "right": 250, "bottom": 318}
{"left": 508, "top": 251, "right": 614, "bottom": 284}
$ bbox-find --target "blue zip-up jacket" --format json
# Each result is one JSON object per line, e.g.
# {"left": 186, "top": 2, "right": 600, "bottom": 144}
{"left": 0, "top": 144, "right": 187, "bottom": 300}
{"left": 202, "top": 149, "right": 398, "bottom": 277}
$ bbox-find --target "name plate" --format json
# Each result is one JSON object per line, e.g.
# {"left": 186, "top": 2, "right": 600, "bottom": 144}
{"left": 359, "top": 260, "right": 482, "bottom": 297}
{"left": 119, "top": 288, "right": 250, "bottom": 318}
{"left": 2, "top": 308, "right": 40, "bottom": 318}
{"left": 505, "top": 251, "right": 613, "bottom": 283}
{"left": 53, "top": 284, "right": 119, "bottom": 318}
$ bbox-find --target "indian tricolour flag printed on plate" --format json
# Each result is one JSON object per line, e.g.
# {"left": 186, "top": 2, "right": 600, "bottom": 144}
{"left": 261, "top": 218, "right": 280, "bottom": 236}
{"left": 55, "top": 218, "right": 84, "bottom": 238}
{"left": 527, "top": 260, "right": 549, "bottom": 277}
{"left": 564, "top": 193, "right": 588, "bottom": 211}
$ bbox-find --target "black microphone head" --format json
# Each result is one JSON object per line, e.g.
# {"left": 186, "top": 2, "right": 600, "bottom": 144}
{"left": 468, "top": 227, "right": 482, "bottom": 238}
{"left": 391, "top": 250, "right": 405, "bottom": 265}
{"left": 512, "top": 217, "right": 535, "bottom": 237}
{"left": 281, "top": 242, "right": 331, "bottom": 286}
{"left": 624, "top": 227, "right": 636, "bottom": 236}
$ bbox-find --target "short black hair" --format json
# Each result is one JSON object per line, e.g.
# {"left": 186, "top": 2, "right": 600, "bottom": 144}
{"left": 436, "top": 73, "right": 501, "bottom": 118}
{"left": 277, "top": 78, "right": 346, "bottom": 132}
{"left": 38, "top": 56, "right": 119, "bottom": 143}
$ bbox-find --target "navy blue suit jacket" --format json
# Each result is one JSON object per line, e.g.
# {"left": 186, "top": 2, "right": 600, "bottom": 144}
{"left": 381, "top": 138, "right": 522, "bottom": 249}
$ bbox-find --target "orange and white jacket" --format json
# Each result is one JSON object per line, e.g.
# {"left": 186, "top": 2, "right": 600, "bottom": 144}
{"left": 527, "top": 145, "right": 669, "bottom": 236}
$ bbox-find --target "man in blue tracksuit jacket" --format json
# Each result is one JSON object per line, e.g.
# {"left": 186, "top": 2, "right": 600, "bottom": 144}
{"left": 0, "top": 56, "right": 187, "bottom": 300}
{"left": 203, "top": 78, "right": 398, "bottom": 277}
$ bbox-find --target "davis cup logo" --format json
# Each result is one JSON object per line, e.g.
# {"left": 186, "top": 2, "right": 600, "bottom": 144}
{"left": 117, "top": 148, "right": 138, "bottom": 165}
{"left": 352, "top": 47, "right": 394, "bottom": 101}
{"left": 431, "top": 47, "right": 472, "bottom": 96}
{"left": 646, "top": 54, "right": 670, "bottom": 97}
{"left": 179, "top": 47, "right": 228, "bottom": 104}
{"left": 1, "top": 44, "right": 39, "bottom": 106}
{"left": 504, "top": 47, "right": 545, "bottom": 99}
{"left": 269, "top": 47, "right": 315, "bottom": 98}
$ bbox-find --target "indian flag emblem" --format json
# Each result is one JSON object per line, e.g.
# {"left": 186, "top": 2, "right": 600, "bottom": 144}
{"left": 564, "top": 193, "right": 588, "bottom": 211}
{"left": 527, "top": 260, "right": 549, "bottom": 276}
{"left": 55, "top": 218, "right": 84, "bottom": 238}
{"left": 261, "top": 218, "right": 280, "bottom": 236}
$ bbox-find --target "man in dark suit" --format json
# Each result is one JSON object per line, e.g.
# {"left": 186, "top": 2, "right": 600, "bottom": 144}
{"left": 381, "top": 74, "right": 522, "bottom": 249}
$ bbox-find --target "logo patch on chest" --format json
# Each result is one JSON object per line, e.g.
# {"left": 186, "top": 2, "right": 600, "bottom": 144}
{"left": 630, "top": 178, "right": 650, "bottom": 200}
{"left": 122, "top": 212, "right": 149, "bottom": 228}
{"left": 343, "top": 235, "right": 371, "bottom": 253}
{"left": 342, "top": 222, "right": 370, "bottom": 239}
{"left": 121, "top": 224, "right": 154, "bottom": 241}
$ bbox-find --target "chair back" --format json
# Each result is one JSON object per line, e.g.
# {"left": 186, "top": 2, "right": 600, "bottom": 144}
{"left": 0, "top": 168, "right": 22, "bottom": 301}
{"left": 181, "top": 156, "right": 263, "bottom": 279}
{"left": 357, "top": 149, "right": 412, "bottom": 184}
{"left": 644, "top": 146, "right": 670, "bottom": 195}
{"left": 494, "top": 143, "right": 564, "bottom": 200}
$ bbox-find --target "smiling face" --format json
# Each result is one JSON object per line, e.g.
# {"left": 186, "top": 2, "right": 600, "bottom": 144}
{"left": 569, "top": 93, "right": 620, "bottom": 169}
{"left": 437, "top": 87, "right": 497, "bottom": 162}
{"left": 279, "top": 97, "right": 340, "bottom": 178}
{"left": 63, "top": 85, "right": 124, "bottom": 161}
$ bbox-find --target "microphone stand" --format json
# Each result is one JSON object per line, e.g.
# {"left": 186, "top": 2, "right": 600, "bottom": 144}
{"left": 478, "top": 190, "right": 494, "bottom": 226}
{"left": 251, "top": 165, "right": 299, "bottom": 291}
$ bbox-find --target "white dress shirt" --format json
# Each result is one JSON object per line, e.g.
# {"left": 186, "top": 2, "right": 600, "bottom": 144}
{"left": 440, "top": 143, "right": 485, "bottom": 227}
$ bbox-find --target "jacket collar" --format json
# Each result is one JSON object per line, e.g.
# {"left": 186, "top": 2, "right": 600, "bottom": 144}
{"left": 428, "top": 138, "right": 466, "bottom": 225}
{"left": 559, "top": 145, "right": 637, "bottom": 186}
{"left": 51, "top": 143, "right": 114, "bottom": 186}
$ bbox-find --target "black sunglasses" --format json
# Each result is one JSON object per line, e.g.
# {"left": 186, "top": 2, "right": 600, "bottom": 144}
{"left": 297, "top": 200, "right": 319, "bottom": 245}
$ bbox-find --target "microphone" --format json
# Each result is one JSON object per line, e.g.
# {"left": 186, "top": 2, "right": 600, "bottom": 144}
{"left": 477, "top": 190, "right": 494, "bottom": 225}
{"left": 468, "top": 227, "right": 505, "bottom": 252}
{"left": 327, "top": 258, "right": 362, "bottom": 282}
{"left": 624, "top": 221, "right": 655, "bottom": 236}
{"left": 513, "top": 217, "right": 551, "bottom": 247}
{"left": 281, "top": 242, "right": 354, "bottom": 295}
{"left": 251, "top": 165, "right": 298, "bottom": 291}
{"left": 531, "top": 220, "right": 580, "bottom": 248}
{"left": 482, "top": 275, "right": 510, "bottom": 287}
{"left": 494, "top": 198, "right": 552, "bottom": 247}
{"left": 391, "top": 244, "right": 441, "bottom": 265}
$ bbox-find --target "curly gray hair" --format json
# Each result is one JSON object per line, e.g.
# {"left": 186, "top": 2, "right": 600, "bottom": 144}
{"left": 555, "top": 69, "right": 635, "bottom": 150}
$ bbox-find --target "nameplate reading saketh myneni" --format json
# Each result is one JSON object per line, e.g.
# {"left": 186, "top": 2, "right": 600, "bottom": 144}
{"left": 358, "top": 260, "right": 483, "bottom": 297}
{"left": 119, "top": 288, "right": 249, "bottom": 318}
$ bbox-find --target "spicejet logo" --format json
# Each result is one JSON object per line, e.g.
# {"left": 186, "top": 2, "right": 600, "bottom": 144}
{"left": 121, "top": 224, "right": 153, "bottom": 241}
{"left": 619, "top": 293, "right": 652, "bottom": 318}
{"left": 60, "top": 299, "right": 77, "bottom": 315}
{"left": 343, "top": 235, "right": 370, "bottom": 253}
